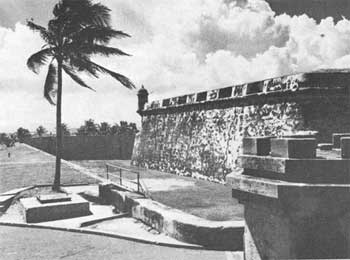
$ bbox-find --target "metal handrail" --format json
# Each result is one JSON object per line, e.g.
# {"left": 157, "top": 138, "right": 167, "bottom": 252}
{"left": 105, "top": 163, "right": 150, "bottom": 198}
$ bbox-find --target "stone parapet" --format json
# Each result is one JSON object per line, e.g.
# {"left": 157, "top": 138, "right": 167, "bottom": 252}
{"left": 227, "top": 136, "right": 350, "bottom": 260}
{"left": 139, "top": 70, "right": 350, "bottom": 115}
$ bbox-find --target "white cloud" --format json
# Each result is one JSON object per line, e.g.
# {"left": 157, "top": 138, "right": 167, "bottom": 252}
{"left": 2, "top": 0, "right": 350, "bottom": 132}
{"left": 115, "top": 0, "right": 350, "bottom": 95}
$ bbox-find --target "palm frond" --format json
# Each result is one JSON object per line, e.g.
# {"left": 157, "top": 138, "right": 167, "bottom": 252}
{"left": 27, "top": 20, "right": 46, "bottom": 32}
{"left": 56, "top": 0, "right": 111, "bottom": 31}
{"left": 90, "top": 3, "right": 111, "bottom": 27}
{"left": 62, "top": 64, "right": 95, "bottom": 91}
{"left": 44, "top": 64, "right": 57, "bottom": 105}
{"left": 28, "top": 0, "right": 134, "bottom": 110}
{"left": 27, "top": 20, "right": 55, "bottom": 45}
{"left": 71, "top": 26, "right": 130, "bottom": 44}
{"left": 84, "top": 44, "right": 131, "bottom": 56}
{"left": 65, "top": 56, "right": 99, "bottom": 78}
{"left": 52, "top": 0, "right": 65, "bottom": 17}
{"left": 88, "top": 61, "right": 135, "bottom": 89}
{"left": 27, "top": 48, "right": 54, "bottom": 74}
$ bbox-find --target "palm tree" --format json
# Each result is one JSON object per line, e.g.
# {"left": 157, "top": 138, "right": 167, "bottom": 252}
{"left": 84, "top": 119, "right": 99, "bottom": 136}
{"left": 36, "top": 125, "right": 48, "bottom": 137}
{"left": 17, "top": 127, "right": 32, "bottom": 142}
{"left": 76, "top": 119, "right": 99, "bottom": 136}
{"left": 61, "top": 123, "right": 71, "bottom": 136}
{"left": 26, "top": 0, "right": 135, "bottom": 191}
{"left": 98, "top": 122, "right": 111, "bottom": 135}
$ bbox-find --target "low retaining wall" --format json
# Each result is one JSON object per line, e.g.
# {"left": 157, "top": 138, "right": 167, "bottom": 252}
{"left": 99, "top": 183, "right": 244, "bottom": 250}
{"left": 24, "top": 134, "right": 135, "bottom": 160}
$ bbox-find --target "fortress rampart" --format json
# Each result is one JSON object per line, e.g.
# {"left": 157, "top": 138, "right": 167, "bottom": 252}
{"left": 132, "top": 69, "right": 350, "bottom": 180}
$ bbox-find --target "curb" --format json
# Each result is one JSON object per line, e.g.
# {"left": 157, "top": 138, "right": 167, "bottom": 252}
{"left": 0, "top": 221, "right": 205, "bottom": 250}
{"left": 100, "top": 184, "right": 245, "bottom": 251}
{"left": 79, "top": 213, "right": 129, "bottom": 227}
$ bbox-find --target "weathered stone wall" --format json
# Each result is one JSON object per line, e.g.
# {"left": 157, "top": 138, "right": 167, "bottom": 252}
{"left": 25, "top": 134, "right": 135, "bottom": 160}
{"left": 132, "top": 70, "right": 350, "bottom": 180}
{"left": 133, "top": 103, "right": 304, "bottom": 179}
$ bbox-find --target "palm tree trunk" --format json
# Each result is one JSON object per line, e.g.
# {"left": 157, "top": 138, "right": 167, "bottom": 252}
{"left": 53, "top": 59, "right": 63, "bottom": 191}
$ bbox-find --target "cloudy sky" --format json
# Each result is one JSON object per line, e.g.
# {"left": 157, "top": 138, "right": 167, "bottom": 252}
{"left": 1, "top": 0, "right": 350, "bottom": 132}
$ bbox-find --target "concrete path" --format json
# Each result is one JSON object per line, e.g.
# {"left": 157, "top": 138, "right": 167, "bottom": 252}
{"left": 0, "top": 185, "right": 207, "bottom": 249}
{"left": 0, "top": 225, "right": 242, "bottom": 260}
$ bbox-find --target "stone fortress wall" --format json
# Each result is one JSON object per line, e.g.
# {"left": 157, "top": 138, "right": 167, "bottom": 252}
{"left": 132, "top": 69, "right": 350, "bottom": 181}
{"left": 25, "top": 134, "right": 135, "bottom": 160}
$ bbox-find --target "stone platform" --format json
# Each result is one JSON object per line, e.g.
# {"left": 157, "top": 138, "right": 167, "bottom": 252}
{"left": 228, "top": 135, "right": 350, "bottom": 260}
{"left": 20, "top": 194, "right": 90, "bottom": 223}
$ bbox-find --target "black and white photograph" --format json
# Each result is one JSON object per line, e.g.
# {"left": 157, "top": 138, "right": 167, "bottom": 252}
{"left": 1, "top": 0, "right": 350, "bottom": 259}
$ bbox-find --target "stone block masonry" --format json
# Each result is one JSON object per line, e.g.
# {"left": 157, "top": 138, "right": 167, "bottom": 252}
{"left": 341, "top": 137, "right": 350, "bottom": 158}
{"left": 242, "top": 137, "right": 271, "bottom": 156}
{"left": 270, "top": 138, "right": 316, "bottom": 158}
{"left": 228, "top": 137, "right": 350, "bottom": 259}
{"left": 132, "top": 69, "right": 350, "bottom": 180}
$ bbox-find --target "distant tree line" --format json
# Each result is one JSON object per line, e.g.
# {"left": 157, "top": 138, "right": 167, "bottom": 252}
{"left": 0, "top": 133, "right": 16, "bottom": 147}
{"left": 76, "top": 119, "right": 138, "bottom": 136}
{"left": 1, "top": 120, "right": 138, "bottom": 146}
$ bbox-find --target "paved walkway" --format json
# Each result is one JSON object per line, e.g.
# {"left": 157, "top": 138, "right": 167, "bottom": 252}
{"left": 0, "top": 226, "right": 242, "bottom": 260}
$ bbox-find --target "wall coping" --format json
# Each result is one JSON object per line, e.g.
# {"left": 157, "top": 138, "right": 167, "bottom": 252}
{"left": 139, "top": 69, "right": 350, "bottom": 115}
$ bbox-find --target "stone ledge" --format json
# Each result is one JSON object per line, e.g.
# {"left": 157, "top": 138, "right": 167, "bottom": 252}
{"left": 238, "top": 155, "right": 350, "bottom": 183}
{"left": 99, "top": 184, "right": 244, "bottom": 251}
{"left": 141, "top": 70, "right": 350, "bottom": 114}
{"left": 333, "top": 133, "right": 350, "bottom": 148}
{"left": 270, "top": 138, "right": 316, "bottom": 158}
{"left": 139, "top": 90, "right": 347, "bottom": 115}
{"left": 226, "top": 173, "right": 350, "bottom": 199}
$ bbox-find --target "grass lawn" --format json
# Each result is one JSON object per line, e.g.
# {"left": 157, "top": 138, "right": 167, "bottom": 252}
{"left": 0, "top": 144, "right": 243, "bottom": 221}
{"left": 0, "top": 144, "right": 99, "bottom": 193}
{"left": 74, "top": 160, "right": 244, "bottom": 221}
{"left": 0, "top": 143, "right": 54, "bottom": 163}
